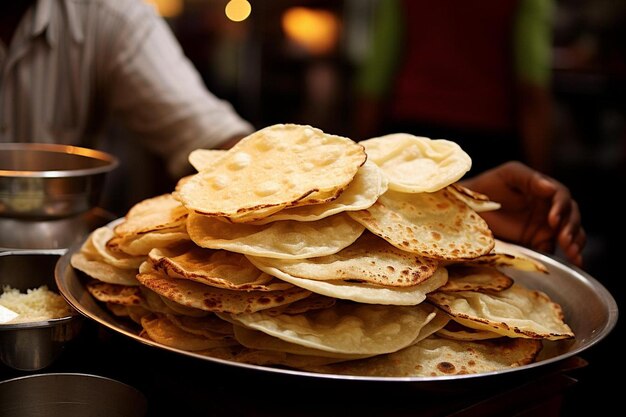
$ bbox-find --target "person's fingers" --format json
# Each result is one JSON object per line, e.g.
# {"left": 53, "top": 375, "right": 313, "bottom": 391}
{"left": 557, "top": 201, "right": 581, "bottom": 247}
{"left": 530, "top": 175, "right": 558, "bottom": 197}
{"left": 520, "top": 198, "right": 551, "bottom": 247}
{"left": 560, "top": 225, "right": 586, "bottom": 267}
{"left": 565, "top": 242, "right": 584, "bottom": 268}
{"left": 570, "top": 226, "right": 587, "bottom": 255}
{"left": 547, "top": 186, "right": 573, "bottom": 229}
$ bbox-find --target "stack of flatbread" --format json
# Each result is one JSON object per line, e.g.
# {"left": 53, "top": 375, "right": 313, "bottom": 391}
{"left": 71, "top": 124, "right": 574, "bottom": 377}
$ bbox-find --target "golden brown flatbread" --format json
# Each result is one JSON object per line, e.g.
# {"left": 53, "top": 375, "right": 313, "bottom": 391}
{"left": 136, "top": 262, "right": 312, "bottom": 314}
{"left": 348, "top": 189, "right": 494, "bottom": 260}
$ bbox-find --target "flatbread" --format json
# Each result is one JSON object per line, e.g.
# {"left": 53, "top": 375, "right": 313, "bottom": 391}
{"left": 166, "top": 314, "right": 235, "bottom": 339}
{"left": 248, "top": 260, "right": 448, "bottom": 305}
{"left": 438, "top": 265, "right": 514, "bottom": 292}
{"left": 427, "top": 284, "right": 575, "bottom": 340}
{"left": 232, "top": 326, "right": 374, "bottom": 360}
{"left": 113, "top": 193, "right": 188, "bottom": 237}
{"left": 196, "top": 346, "right": 349, "bottom": 368}
{"left": 71, "top": 252, "right": 140, "bottom": 286}
{"left": 304, "top": 336, "right": 542, "bottom": 377}
{"left": 224, "top": 301, "right": 439, "bottom": 355}
{"left": 89, "top": 227, "right": 145, "bottom": 269}
{"left": 177, "top": 124, "right": 366, "bottom": 217}
{"left": 148, "top": 245, "right": 290, "bottom": 291}
{"left": 106, "top": 229, "right": 190, "bottom": 256}
{"left": 140, "top": 314, "right": 237, "bottom": 351}
{"left": 447, "top": 183, "right": 501, "bottom": 212}
{"left": 188, "top": 212, "right": 365, "bottom": 259}
{"left": 262, "top": 294, "right": 336, "bottom": 316}
{"left": 361, "top": 133, "right": 471, "bottom": 193}
{"left": 136, "top": 262, "right": 312, "bottom": 314}
{"left": 188, "top": 149, "right": 228, "bottom": 171}
{"left": 348, "top": 189, "right": 494, "bottom": 260}
{"left": 436, "top": 321, "right": 503, "bottom": 341}
{"left": 85, "top": 281, "right": 144, "bottom": 306}
{"left": 241, "top": 160, "right": 388, "bottom": 224}
{"left": 246, "top": 232, "right": 438, "bottom": 287}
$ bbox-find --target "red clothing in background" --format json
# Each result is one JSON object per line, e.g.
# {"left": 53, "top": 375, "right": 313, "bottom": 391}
{"left": 389, "top": 0, "right": 520, "bottom": 133}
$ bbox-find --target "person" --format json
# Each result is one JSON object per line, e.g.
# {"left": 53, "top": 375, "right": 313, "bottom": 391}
{"left": 353, "top": 0, "right": 555, "bottom": 175}
{"left": 461, "top": 161, "right": 585, "bottom": 267}
{"left": 0, "top": 1, "right": 584, "bottom": 266}
{"left": 0, "top": 0, "right": 253, "bottom": 183}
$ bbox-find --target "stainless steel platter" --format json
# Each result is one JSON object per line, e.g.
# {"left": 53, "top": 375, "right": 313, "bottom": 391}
{"left": 55, "top": 240, "right": 618, "bottom": 382}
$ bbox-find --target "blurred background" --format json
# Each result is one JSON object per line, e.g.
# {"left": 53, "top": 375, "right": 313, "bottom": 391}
{"left": 104, "top": 1, "right": 624, "bottom": 411}
{"left": 107, "top": 0, "right": 625, "bottom": 272}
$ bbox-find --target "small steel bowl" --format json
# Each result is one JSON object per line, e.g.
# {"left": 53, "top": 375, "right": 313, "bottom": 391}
{"left": 0, "top": 373, "right": 148, "bottom": 417}
{"left": 0, "top": 143, "right": 118, "bottom": 219}
{"left": 0, "top": 250, "right": 83, "bottom": 371}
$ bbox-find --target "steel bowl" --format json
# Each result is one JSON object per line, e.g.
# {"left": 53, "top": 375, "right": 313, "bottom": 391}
{"left": 0, "top": 250, "right": 83, "bottom": 371}
{"left": 0, "top": 373, "right": 148, "bottom": 417}
{"left": 0, "top": 143, "right": 118, "bottom": 219}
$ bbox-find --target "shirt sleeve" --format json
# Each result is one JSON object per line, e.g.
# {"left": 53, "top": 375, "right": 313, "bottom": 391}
{"left": 355, "top": 0, "right": 404, "bottom": 98}
{"left": 513, "top": 0, "right": 554, "bottom": 86}
{"left": 99, "top": 2, "right": 254, "bottom": 178}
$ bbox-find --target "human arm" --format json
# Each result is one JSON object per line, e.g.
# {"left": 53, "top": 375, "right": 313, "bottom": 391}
{"left": 99, "top": 1, "right": 253, "bottom": 178}
{"left": 460, "top": 161, "right": 585, "bottom": 267}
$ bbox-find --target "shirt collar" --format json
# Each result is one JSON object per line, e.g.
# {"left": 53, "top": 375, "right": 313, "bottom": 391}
{"left": 31, "top": 0, "right": 85, "bottom": 47}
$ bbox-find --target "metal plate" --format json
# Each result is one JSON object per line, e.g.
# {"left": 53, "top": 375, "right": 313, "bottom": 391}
{"left": 55, "top": 240, "right": 618, "bottom": 383}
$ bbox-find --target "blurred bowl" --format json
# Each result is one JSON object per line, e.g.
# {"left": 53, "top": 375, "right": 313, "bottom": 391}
{"left": 0, "top": 373, "right": 148, "bottom": 417}
{"left": 0, "top": 250, "right": 83, "bottom": 371}
{"left": 0, "top": 143, "right": 118, "bottom": 219}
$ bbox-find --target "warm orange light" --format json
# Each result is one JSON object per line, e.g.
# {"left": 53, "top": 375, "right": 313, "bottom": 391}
{"left": 282, "top": 7, "right": 340, "bottom": 55}
{"left": 145, "top": 0, "right": 183, "bottom": 18}
{"left": 225, "top": 0, "right": 252, "bottom": 22}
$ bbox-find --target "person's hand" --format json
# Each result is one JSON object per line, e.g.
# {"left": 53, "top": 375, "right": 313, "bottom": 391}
{"left": 460, "top": 161, "right": 585, "bottom": 267}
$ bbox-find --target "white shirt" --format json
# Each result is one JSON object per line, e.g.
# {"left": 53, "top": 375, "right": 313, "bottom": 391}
{"left": 0, "top": 0, "right": 253, "bottom": 177}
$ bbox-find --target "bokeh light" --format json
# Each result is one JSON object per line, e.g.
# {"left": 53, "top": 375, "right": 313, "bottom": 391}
{"left": 225, "top": 0, "right": 252, "bottom": 22}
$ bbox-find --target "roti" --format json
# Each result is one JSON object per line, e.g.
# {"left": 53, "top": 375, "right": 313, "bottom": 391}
{"left": 71, "top": 252, "right": 140, "bottom": 286}
{"left": 188, "top": 149, "right": 228, "bottom": 171}
{"left": 240, "top": 160, "right": 388, "bottom": 224}
{"left": 438, "top": 265, "right": 514, "bottom": 292}
{"left": 85, "top": 281, "right": 144, "bottom": 306}
{"left": 245, "top": 232, "right": 438, "bottom": 287}
{"left": 148, "top": 245, "right": 291, "bottom": 291}
{"left": 141, "top": 314, "right": 237, "bottom": 351}
{"left": 224, "top": 301, "right": 439, "bottom": 355}
{"left": 113, "top": 193, "right": 188, "bottom": 237}
{"left": 187, "top": 212, "right": 365, "bottom": 259}
{"left": 106, "top": 229, "right": 190, "bottom": 256}
{"left": 447, "top": 183, "right": 501, "bottom": 212}
{"left": 177, "top": 124, "right": 366, "bottom": 218}
{"left": 136, "top": 262, "right": 312, "bottom": 314}
{"left": 348, "top": 189, "right": 494, "bottom": 260}
{"left": 89, "top": 227, "right": 145, "bottom": 269}
{"left": 427, "top": 284, "right": 575, "bottom": 340}
{"left": 361, "top": 133, "right": 471, "bottom": 193}
{"left": 304, "top": 336, "right": 542, "bottom": 377}
{"left": 247, "top": 261, "right": 449, "bottom": 305}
